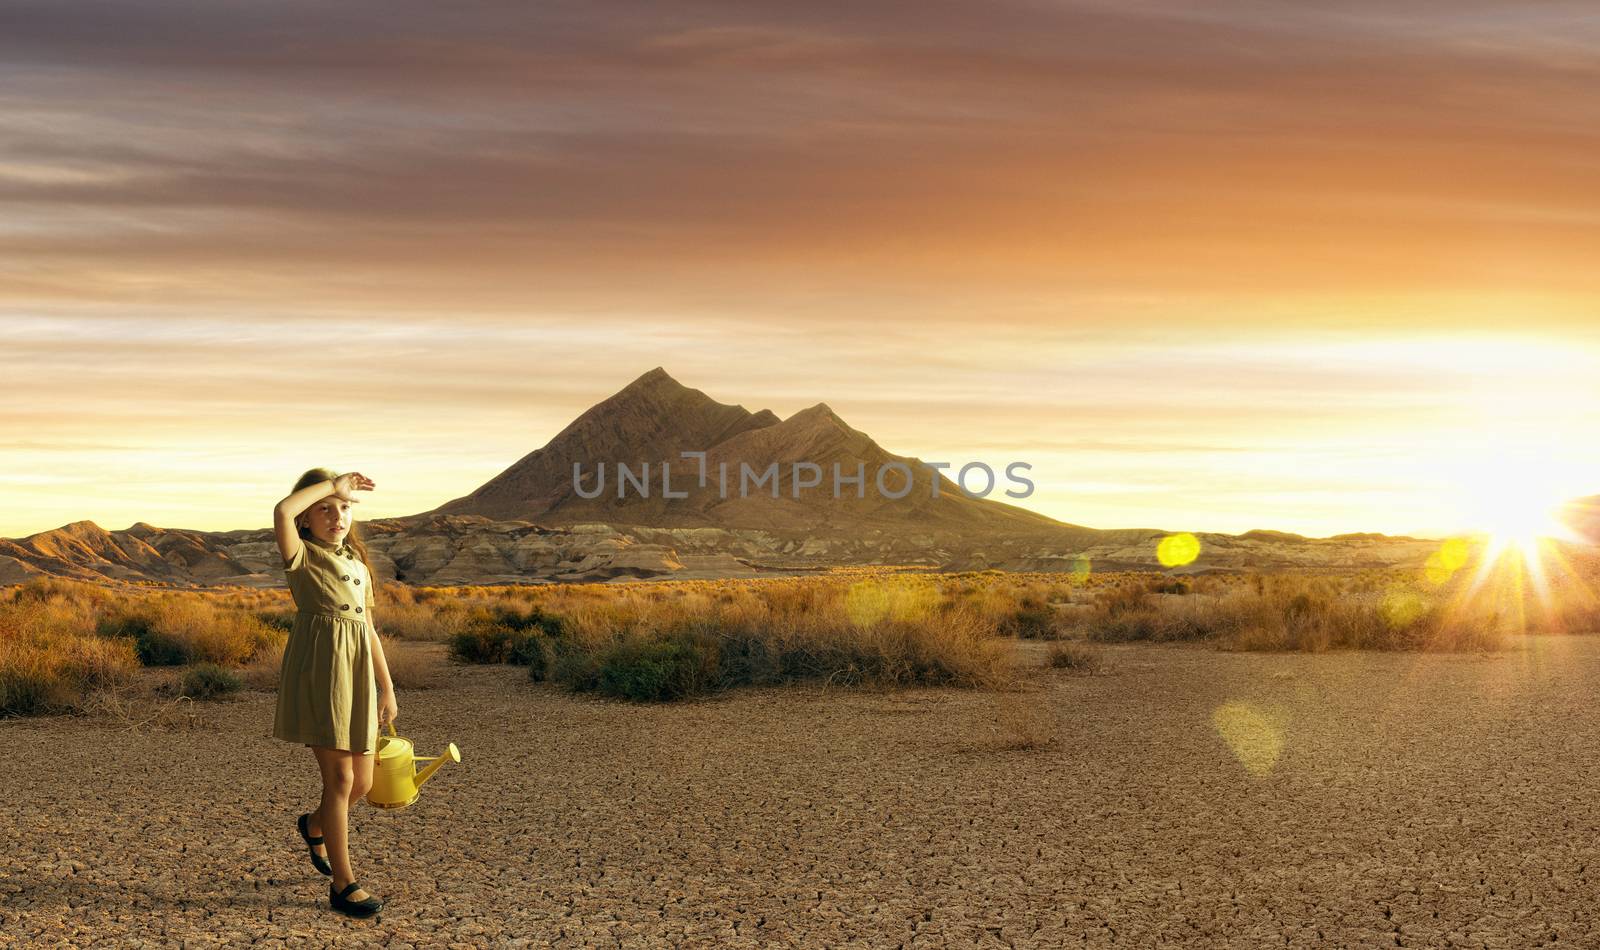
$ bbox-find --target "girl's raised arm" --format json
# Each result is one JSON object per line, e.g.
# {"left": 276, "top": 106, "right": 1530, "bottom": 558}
{"left": 273, "top": 477, "right": 338, "bottom": 567}
{"left": 273, "top": 472, "right": 375, "bottom": 565}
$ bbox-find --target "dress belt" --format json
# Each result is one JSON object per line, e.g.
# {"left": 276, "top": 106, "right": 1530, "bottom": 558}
{"left": 300, "top": 609, "right": 367, "bottom": 623}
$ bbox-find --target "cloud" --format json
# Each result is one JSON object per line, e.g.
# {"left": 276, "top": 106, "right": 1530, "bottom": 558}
{"left": 0, "top": 0, "right": 1594, "bottom": 319}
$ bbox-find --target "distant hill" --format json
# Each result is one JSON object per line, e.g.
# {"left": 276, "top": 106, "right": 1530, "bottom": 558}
{"left": 0, "top": 519, "right": 266, "bottom": 587}
{"left": 1239, "top": 529, "right": 1307, "bottom": 542}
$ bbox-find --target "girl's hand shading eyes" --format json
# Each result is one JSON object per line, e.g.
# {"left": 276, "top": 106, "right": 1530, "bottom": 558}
{"left": 331, "top": 472, "right": 376, "bottom": 501}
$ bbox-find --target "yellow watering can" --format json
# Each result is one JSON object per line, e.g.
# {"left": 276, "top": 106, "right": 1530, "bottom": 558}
{"left": 367, "top": 721, "right": 461, "bottom": 810}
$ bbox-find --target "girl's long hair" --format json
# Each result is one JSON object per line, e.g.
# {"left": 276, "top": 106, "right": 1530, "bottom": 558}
{"left": 291, "top": 467, "right": 378, "bottom": 580}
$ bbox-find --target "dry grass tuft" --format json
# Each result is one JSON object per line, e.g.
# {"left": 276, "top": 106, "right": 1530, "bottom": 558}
{"left": 1046, "top": 640, "right": 1104, "bottom": 672}
{"left": 986, "top": 691, "right": 1059, "bottom": 752}
{"left": 80, "top": 680, "right": 206, "bottom": 733}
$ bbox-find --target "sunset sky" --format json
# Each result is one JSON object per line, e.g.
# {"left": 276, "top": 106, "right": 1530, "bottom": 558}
{"left": 2, "top": 1, "right": 1597, "bottom": 540}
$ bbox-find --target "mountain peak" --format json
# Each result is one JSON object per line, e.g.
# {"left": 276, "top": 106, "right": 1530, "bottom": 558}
{"left": 623, "top": 366, "right": 682, "bottom": 393}
{"left": 417, "top": 367, "right": 779, "bottom": 521}
{"left": 39, "top": 520, "right": 108, "bottom": 539}
{"left": 787, "top": 402, "right": 842, "bottom": 424}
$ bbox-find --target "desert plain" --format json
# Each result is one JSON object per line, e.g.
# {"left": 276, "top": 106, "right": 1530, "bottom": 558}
{"left": 3, "top": 632, "right": 1595, "bottom": 948}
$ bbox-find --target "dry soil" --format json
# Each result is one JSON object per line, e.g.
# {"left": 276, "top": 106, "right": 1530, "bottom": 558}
{"left": 2, "top": 636, "right": 1597, "bottom": 948}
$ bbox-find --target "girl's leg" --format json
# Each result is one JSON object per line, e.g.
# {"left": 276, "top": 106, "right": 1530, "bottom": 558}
{"left": 351, "top": 748, "right": 375, "bottom": 808}
{"left": 309, "top": 745, "right": 373, "bottom": 901}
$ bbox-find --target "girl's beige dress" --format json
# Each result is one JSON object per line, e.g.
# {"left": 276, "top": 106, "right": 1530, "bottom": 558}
{"left": 271, "top": 534, "right": 379, "bottom": 754}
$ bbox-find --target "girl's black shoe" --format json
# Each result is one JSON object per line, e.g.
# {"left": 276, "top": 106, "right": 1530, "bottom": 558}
{"left": 297, "top": 813, "right": 333, "bottom": 876}
{"left": 330, "top": 880, "right": 383, "bottom": 918}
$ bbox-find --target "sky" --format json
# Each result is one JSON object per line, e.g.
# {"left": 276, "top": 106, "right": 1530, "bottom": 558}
{"left": 2, "top": 0, "right": 1598, "bottom": 539}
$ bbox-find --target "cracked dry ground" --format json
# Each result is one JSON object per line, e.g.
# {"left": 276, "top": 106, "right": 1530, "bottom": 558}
{"left": 3, "top": 636, "right": 1598, "bottom": 948}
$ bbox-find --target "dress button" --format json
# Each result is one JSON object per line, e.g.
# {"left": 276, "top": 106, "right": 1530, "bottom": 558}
{"left": 340, "top": 604, "right": 349, "bottom": 610}
{"left": 354, "top": 578, "right": 361, "bottom": 585}
{"left": 342, "top": 574, "right": 350, "bottom": 581}
{"left": 356, "top": 606, "right": 363, "bottom": 613}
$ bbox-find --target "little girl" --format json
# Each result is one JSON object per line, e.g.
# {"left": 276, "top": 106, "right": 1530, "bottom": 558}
{"left": 271, "top": 468, "right": 398, "bottom": 919}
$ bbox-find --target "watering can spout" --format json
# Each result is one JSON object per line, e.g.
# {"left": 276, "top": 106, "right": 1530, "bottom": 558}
{"left": 414, "top": 742, "right": 461, "bottom": 790}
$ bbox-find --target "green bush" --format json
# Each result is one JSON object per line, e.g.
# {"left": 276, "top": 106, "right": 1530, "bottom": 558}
{"left": 96, "top": 609, "right": 183, "bottom": 665}
{"left": 137, "top": 629, "right": 189, "bottom": 666}
{"left": 548, "top": 642, "right": 603, "bottom": 692}
{"left": 593, "top": 635, "right": 717, "bottom": 702}
{"left": 715, "top": 634, "right": 786, "bottom": 687}
{"left": 180, "top": 663, "right": 243, "bottom": 700}
{"left": 449, "top": 606, "right": 566, "bottom": 665}
{"left": 449, "top": 626, "right": 513, "bottom": 663}
{"left": 513, "top": 634, "right": 549, "bottom": 679}
{"left": 504, "top": 606, "right": 567, "bottom": 638}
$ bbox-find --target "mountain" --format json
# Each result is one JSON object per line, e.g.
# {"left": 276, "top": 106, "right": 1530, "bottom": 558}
{"left": 412, "top": 367, "right": 1078, "bottom": 542}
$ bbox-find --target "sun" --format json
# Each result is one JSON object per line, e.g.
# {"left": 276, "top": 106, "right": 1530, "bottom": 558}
{"left": 1472, "top": 492, "right": 1568, "bottom": 550}
{"left": 1430, "top": 441, "right": 1594, "bottom": 636}
{"left": 1447, "top": 452, "right": 1585, "bottom": 576}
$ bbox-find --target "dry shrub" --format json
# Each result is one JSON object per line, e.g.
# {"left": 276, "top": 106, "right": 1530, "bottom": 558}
{"left": 1046, "top": 640, "right": 1103, "bottom": 672}
{"left": 1559, "top": 601, "right": 1600, "bottom": 635}
{"left": 371, "top": 600, "right": 457, "bottom": 642}
{"left": 9, "top": 577, "right": 122, "bottom": 611}
{"left": 0, "top": 584, "right": 281, "bottom": 717}
{"left": 796, "top": 604, "right": 1013, "bottom": 692}
{"left": 98, "top": 595, "right": 280, "bottom": 666}
{"left": 0, "top": 597, "right": 141, "bottom": 716}
{"left": 370, "top": 581, "right": 415, "bottom": 607}
{"left": 381, "top": 636, "right": 446, "bottom": 690}
{"left": 240, "top": 636, "right": 287, "bottom": 692}
{"left": 1069, "top": 572, "right": 1534, "bottom": 652}
{"left": 81, "top": 683, "right": 205, "bottom": 733}
{"left": 996, "top": 598, "right": 1061, "bottom": 639}
{"left": 179, "top": 662, "right": 243, "bottom": 700}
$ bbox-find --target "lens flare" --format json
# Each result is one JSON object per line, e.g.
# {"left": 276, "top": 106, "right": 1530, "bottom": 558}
{"left": 1380, "top": 587, "right": 1429, "bottom": 629}
{"left": 1070, "top": 555, "right": 1092, "bottom": 582}
{"left": 1424, "top": 537, "right": 1471, "bottom": 586}
{"left": 844, "top": 576, "right": 936, "bottom": 628}
{"left": 1212, "top": 702, "right": 1284, "bottom": 777}
{"left": 1157, "top": 532, "right": 1200, "bottom": 568}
